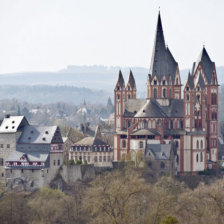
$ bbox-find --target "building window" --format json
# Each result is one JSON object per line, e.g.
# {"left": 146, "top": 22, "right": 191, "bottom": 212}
{"left": 0, "top": 144, "right": 3, "bottom": 148}
{"left": 196, "top": 140, "right": 199, "bottom": 149}
{"left": 154, "top": 88, "right": 157, "bottom": 98}
{"left": 200, "top": 152, "right": 203, "bottom": 162}
{"left": 162, "top": 88, "right": 166, "bottom": 98}
{"left": 196, "top": 154, "right": 199, "bottom": 162}
{"left": 139, "top": 141, "right": 143, "bottom": 149}
{"left": 163, "top": 80, "right": 166, "bottom": 86}
{"left": 201, "top": 140, "right": 203, "bottom": 149}
{"left": 108, "top": 156, "right": 111, "bottom": 162}
{"left": 143, "top": 120, "right": 147, "bottom": 128}
{"left": 186, "top": 94, "right": 189, "bottom": 101}
{"left": 53, "top": 160, "right": 56, "bottom": 166}
{"left": 58, "top": 160, "right": 60, "bottom": 166}
{"left": 160, "top": 162, "right": 165, "bottom": 169}
{"left": 21, "top": 169, "right": 24, "bottom": 173}
{"left": 211, "top": 93, "right": 217, "bottom": 105}
{"left": 122, "top": 140, "right": 126, "bottom": 148}
{"left": 212, "top": 112, "right": 217, "bottom": 120}
{"left": 128, "top": 94, "right": 131, "bottom": 99}
{"left": 0, "top": 158, "right": 3, "bottom": 166}
{"left": 103, "top": 156, "right": 106, "bottom": 162}
{"left": 154, "top": 80, "right": 157, "bottom": 85}
{"left": 99, "top": 156, "right": 102, "bottom": 162}
{"left": 94, "top": 156, "right": 97, "bottom": 162}
{"left": 170, "top": 120, "right": 173, "bottom": 129}
{"left": 6, "top": 144, "right": 10, "bottom": 148}
{"left": 117, "top": 94, "right": 120, "bottom": 100}
{"left": 175, "top": 141, "right": 179, "bottom": 148}
{"left": 1, "top": 173, "right": 4, "bottom": 177}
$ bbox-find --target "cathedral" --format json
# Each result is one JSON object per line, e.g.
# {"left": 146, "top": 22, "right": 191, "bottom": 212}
{"left": 113, "top": 13, "right": 218, "bottom": 172}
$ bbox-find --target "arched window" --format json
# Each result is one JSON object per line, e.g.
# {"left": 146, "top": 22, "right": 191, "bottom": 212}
{"left": 186, "top": 94, "right": 190, "bottom": 101}
{"left": 197, "top": 140, "right": 199, "bottom": 149}
{"left": 176, "top": 154, "right": 179, "bottom": 164}
{"left": 170, "top": 120, "right": 173, "bottom": 129}
{"left": 176, "top": 78, "right": 178, "bottom": 85}
{"left": 200, "top": 152, "right": 203, "bottom": 162}
{"left": 211, "top": 93, "right": 217, "bottom": 105}
{"left": 139, "top": 141, "right": 143, "bottom": 149}
{"left": 196, "top": 154, "right": 199, "bottom": 162}
{"left": 154, "top": 88, "right": 157, "bottom": 99}
{"left": 148, "top": 120, "right": 151, "bottom": 128}
{"left": 127, "top": 120, "right": 131, "bottom": 128}
{"left": 128, "top": 94, "right": 131, "bottom": 99}
{"left": 117, "top": 94, "right": 120, "bottom": 100}
{"left": 163, "top": 88, "right": 166, "bottom": 98}
{"left": 143, "top": 120, "right": 147, "bottom": 128}
{"left": 200, "top": 140, "right": 203, "bottom": 149}
{"left": 160, "top": 162, "right": 165, "bottom": 169}
{"left": 122, "top": 140, "right": 126, "bottom": 148}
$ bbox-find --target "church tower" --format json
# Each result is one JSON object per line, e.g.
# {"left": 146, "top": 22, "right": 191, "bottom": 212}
{"left": 114, "top": 70, "right": 125, "bottom": 132}
{"left": 125, "top": 70, "right": 136, "bottom": 100}
{"left": 147, "top": 12, "right": 181, "bottom": 99}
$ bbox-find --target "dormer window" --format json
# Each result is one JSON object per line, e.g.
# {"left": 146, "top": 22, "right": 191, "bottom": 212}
{"left": 163, "top": 80, "right": 166, "bottom": 86}
{"left": 117, "top": 87, "right": 120, "bottom": 90}
{"left": 154, "top": 80, "right": 157, "bottom": 85}
{"left": 42, "top": 137, "right": 46, "bottom": 141}
{"left": 197, "top": 87, "right": 200, "bottom": 91}
{"left": 5, "top": 126, "right": 8, "bottom": 129}
{"left": 45, "top": 131, "right": 49, "bottom": 134}
{"left": 186, "top": 87, "right": 189, "bottom": 91}
{"left": 30, "top": 130, "right": 34, "bottom": 134}
{"left": 12, "top": 121, "right": 15, "bottom": 124}
{"left": 12, "top": 126, "right": 15, "bottom": 129}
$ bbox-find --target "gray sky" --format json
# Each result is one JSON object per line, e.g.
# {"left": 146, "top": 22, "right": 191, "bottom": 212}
{"left": 0, "top": 0, "right": 224, "bottom": 73}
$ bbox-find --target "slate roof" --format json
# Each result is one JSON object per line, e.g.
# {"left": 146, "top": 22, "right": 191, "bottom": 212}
{"left": 124, "top": 99, "right": 183, "bottom": 118}
{"left": 6, "top": 151, "right": 49, "bottom": 162}
{"left": 127, "top": 70, "right": 136, "bottom": 89}
{"left": 115, "top": 70, "right": 125, "bottom": 89}
{"left": 18, "top": 125, "right": 59, "bottom": 144}
{"left": 0, "top": 116, "right": 29, "bottom": 133}
{"left": 145, "top": 143, "right": 176, "bottom": 160}
{"left": 193, "top": 47, "right": 215, "bottom": 84}
{"left": 184, "top": 72, "right": 194, "bottom": 90}
{"left": 131, "top": 129, "right": 160, "bottom": 136}
{"left": 124, "top": 99, "right": 147, "bottom": 117}
{"left": 149, "top": 13, "right": 178, "bottom": 83}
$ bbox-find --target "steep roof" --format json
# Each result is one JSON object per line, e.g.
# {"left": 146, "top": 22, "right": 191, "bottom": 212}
{"left": 184, "top": 72, "right": 194, "bottom": 90}
{"left": 126, "top": 70, "right": 136, "bottom": 89}
{"left": 115, "top": 70, "right": 125, "bottom": 89}
{"left": 149, "top": 13, "right": 178, "bottom": 83}
{"left": 0, "top": 116, "right": 29, "bottom": 133}
{"left": 193, "top": 47, "right": 214, "bottom": 84}
{"left": 124, "top": 98, "right": 183, "bottom": 118}
{"left": 18, "top": 125, "right": 62, "bottom": 144}
{"left": 145, "top": 143, "right": 176, "bottom": 160}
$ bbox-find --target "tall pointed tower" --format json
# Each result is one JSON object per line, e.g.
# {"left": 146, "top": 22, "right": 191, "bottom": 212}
{"left": 147, "top": 12, "right": 181, "bottom": 99}
{"left": 125, "top": 70, "right": 136, "bottom": 100}
{"left": 114, "top": 70, "right": 125, "bottom": 132}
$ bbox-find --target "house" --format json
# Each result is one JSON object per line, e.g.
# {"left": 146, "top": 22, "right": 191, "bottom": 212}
{"left": 69, "top": 126, "right": 113, "bottom": 167}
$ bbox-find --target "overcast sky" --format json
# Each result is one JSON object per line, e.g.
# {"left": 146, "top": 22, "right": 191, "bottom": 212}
{"left": 0, "top": 0, "right": 223, "bottom": 73}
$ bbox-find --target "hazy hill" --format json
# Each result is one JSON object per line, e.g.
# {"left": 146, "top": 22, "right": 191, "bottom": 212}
{"left": 0, "top": 65, "right": 223, "bottom": 104}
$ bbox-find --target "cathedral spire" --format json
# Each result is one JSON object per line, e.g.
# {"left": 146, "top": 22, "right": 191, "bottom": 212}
{"left": 149, "top": 12, "right": 178, "bottom": 83}
{"left": 115, "top": 70, "right": 125, "bottom": 89}
{"left": 127, "top": 70, "right": 136, "bottom": 89}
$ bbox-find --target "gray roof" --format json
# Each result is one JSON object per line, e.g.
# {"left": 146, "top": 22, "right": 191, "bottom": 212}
{"left": 124, "top": 99, "right": 147, "bottom": 117}
{"left": 126, "top": 70, "right": 136, "bottom": 89}
{"left": 125, "top": 98, "right": 183, "bottom": 118}
{"left": 149, "top": 13, "right": 178, "bottom": 83}
{"left": 145, "top": 143, "right": 176, "bottom": 160}
{"left": 115, "top": 70, "right": 125, "bottom": 89}
{"left": 18, "top": 125, "right": 62, "bottom": 144}
{"left": 0, "top": 116, "right": 28, "bottom": 133}
{"left": 193, "top": 47, "right": 214, "bottom": 84}
{"left": 164, "top": 129, "right": 186, "bottom": 136}
{"left": 131, "top": 128, "right": 160, "bottom": 136}
{"left": 184, "top": 72, "right": 194, "bottom": 90}
{"left": 6, "top": 150, "right": 49, "bottom": 162}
